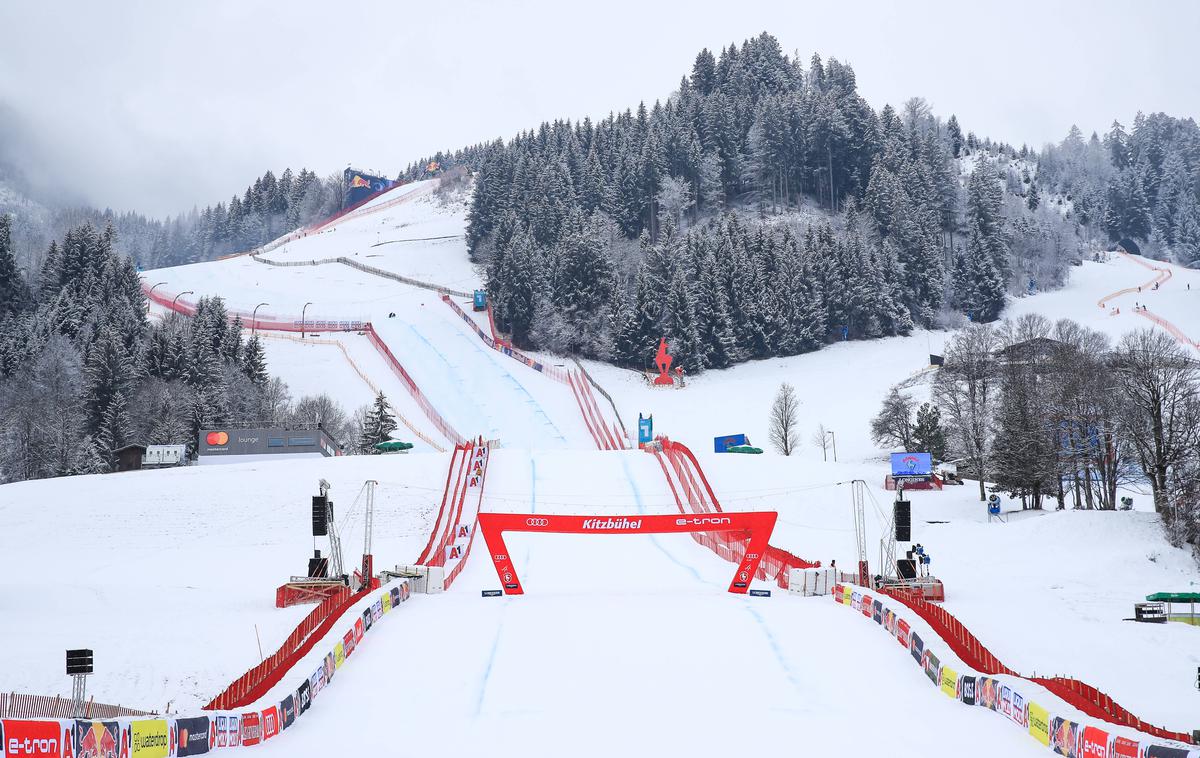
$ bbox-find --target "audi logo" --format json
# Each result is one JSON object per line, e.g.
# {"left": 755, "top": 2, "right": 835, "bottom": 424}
{"left": 526, "top": 518, "right": 549, "bottom": 527}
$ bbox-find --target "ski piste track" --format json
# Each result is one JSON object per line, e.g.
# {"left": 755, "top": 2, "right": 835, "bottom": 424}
{"left": 14, "top": 439, "right": 1198, "bottom": 756}
{"left": 75, "top": 183, "right": 1193, "bottom": 756}
{"left": 1098, "top": 251, "right": 1200, "bottom": 353}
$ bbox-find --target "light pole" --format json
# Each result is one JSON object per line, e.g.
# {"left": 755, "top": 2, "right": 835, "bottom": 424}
{"left": 251, "top": 302, "right": 269, "bottom": 336}
{"left": 171, "top": 290, "right": 194, "bottom": 313}
{"left": 826, "top": 430, "right": 838, "bottom": 462}
{"left": 147, "top": 281, "right": 167, "bottom": 300}
{"left": 302, "top": 302, "right": 313, "bottom": 339}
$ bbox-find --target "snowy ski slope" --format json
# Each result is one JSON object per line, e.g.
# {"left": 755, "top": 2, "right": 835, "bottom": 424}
{"left": 4, "top": 181, "right": 1199, "bottom": 754}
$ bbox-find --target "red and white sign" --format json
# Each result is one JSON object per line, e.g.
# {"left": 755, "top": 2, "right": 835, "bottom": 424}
{"left": 2, "top": 720, "right": 62, "bottom": 758}
{"left": 261, "top": 707, "right": 280, "bottom": 741}
{"left": 477, "top": 511, "right": 778, "bottom": 595}
{"left": 1080, "top": 726, "right": 1109, "bottom": 757}
{"left": 239, "top": 713, "right": 262, "bottom": 747}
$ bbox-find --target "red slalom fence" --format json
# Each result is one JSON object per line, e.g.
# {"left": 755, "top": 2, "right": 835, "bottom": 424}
{"left": 879, "top": 587, "right": 1193, "bottom": 743}
{"left": 650, "top": 438, "right": 819, "bottom": 588}
{"left": 204, "top": 585, "right": 358, "bottom": 711}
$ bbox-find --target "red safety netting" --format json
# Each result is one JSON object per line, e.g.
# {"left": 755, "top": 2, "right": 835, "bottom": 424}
{"left": 878, "top": 587, "right": 1193, "bottom": 743}
{"left": 145, "top": 285, "right": 466, "bottom": 448}
{"left": 650, "top": 438, "right": 819, "bottom": 588}
{"left": 204, "top": 586, "right": 356, "bottom": 711}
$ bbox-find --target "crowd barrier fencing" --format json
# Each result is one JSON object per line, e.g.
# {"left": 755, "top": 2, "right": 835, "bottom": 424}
{"left": 1097, "top": 252, "right": 1172, "bottom": 308}
{"left": 441, "top": 293, "right": 631, "bottom": 449}
{"left": 830, "top": 584, "right": 1197, "bottom": 756}
{"left": 878, "top": 586, "right": 1193, "bottom": 744}
{"left": 5, "top": 579, "right": 415, "bottom": 756}
{"left": 571, "top": 358, "right": 631, "bottom": 442}
{"left": 255, "top": 332, "right": 446, "bottom": 452}
{"left": 650, "top": 438, "right": 820, "bottom": 589}
{"left": 412, "top": 440, "right": 492, "bottom": 590}
{"left": 251, "top": 253, "right": 472, "bottom": 299}
{"left": 0, "top": 693, "right": 151, "bottom": 719}
{"left": 143, "top": 285, "right": 466, "bottom": 449}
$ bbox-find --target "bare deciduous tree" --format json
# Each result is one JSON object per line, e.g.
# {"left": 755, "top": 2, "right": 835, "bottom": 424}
{"left": 933, "top": 323, "right": 1000, "bottom": 501}
{"left": 811, "top": 423, "right": 831, "bottom": 461}
{"left": 769, "top": 382, "right": 800, "bottom": 456}
{"left": 870, "top": 386, "right": 915, "bottom": 451}
{"left": 1114, "top": 329, "right": 1200, "bottom": 516}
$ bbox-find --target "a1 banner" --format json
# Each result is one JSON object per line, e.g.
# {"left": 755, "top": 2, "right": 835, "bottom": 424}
{"left": 75, "top": 720, "right": 120, "bottom": 758}
{"left": 3, "top": 719, "right": 65, "bottom": 758}
{"left": 174, "top": 717, "right": 210, "bottom": 757}
{"left": 1109, "top": 736, "right": 1140, "bottom": 758}
{"left": 896, "top": 618, "right": 911, "bottom": 648}
{"left": 860, "top": 594, "right": 872, "bottom": 617}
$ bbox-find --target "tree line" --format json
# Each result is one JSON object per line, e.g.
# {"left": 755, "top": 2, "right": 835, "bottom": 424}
{"left": 872, "top": 316, "right": 1199, "bottom": 556}
{"left": 0, "top": 215, "right": 400, "bottom": 484}
{"left": 1039, "top": 113, "right": 1200, "bottom": 264}
{"left": 428, "top": 33, "right": 1090, "bottom": 373}
{"left": 6, "top": 167, "right": 344, "bottom": 276}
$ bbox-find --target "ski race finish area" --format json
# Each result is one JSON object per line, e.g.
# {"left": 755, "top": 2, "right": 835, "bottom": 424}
{"left": 478, "top": 512, "right": 778, "bottom": 595}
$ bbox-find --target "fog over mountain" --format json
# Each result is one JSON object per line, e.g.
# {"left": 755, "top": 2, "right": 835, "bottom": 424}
{"left": 0, "top": 0, "right": 1197, "bottom": 218}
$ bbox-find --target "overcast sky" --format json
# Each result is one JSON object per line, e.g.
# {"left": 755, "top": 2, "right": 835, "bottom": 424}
{"left": 1, "top": 0, "right": 1196, "bottom": 217}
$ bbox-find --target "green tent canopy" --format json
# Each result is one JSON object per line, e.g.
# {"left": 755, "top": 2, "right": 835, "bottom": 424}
{"left": 374, "top": 440, "right": 414, "bottom": 452}
{"left": 726, "top": 445, "right": 763, "bottom": 454}
{"left": 1145, "top": 592, "right": 1200, "bottom": 603}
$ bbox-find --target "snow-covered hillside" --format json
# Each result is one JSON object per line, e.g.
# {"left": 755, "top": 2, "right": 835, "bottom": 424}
{"left": 3, "top": 177, "right": 1199, "bottom": 756}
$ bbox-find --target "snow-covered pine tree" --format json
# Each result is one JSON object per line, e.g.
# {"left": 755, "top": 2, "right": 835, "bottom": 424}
{"left": 359, "top": 392, "right": 398, "bottom": 453}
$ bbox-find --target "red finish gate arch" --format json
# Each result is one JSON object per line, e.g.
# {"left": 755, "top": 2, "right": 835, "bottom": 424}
{"left": 477, "top": 512, "right": 778, "bottom": 595}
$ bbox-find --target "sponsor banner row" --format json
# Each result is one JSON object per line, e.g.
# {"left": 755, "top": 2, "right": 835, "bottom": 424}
{"left": 2, "top": 580, "right": 413, "bottom": 758}
{"left": 831, "top": 585, "right": 1199, "bottom": 758}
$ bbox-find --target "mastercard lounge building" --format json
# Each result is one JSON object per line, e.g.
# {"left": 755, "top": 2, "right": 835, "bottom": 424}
{"left": 198, "top": 427, "right": 341, "bottom": 461}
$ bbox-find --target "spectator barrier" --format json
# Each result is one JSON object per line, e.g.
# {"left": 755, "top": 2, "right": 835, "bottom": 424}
{"left": 6, "top": 579, "right": 414, "bottom": 755}
{"left": 255, "top": 332, "right": 446, "bottom": 451}
{"left": 413, "top": 440, "right": 491, "bottom": 590}
{"left": 831, "top": 584, "right": 1197, "bottom": 755}
{"left": 878, "top": 586, "right": 1194, "bottom": 745}
{"left": 142, "top": 285, "right": 466, "bottom": 449}
{"left": 649, "top": 438, "right": 820, "bottom": 588}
